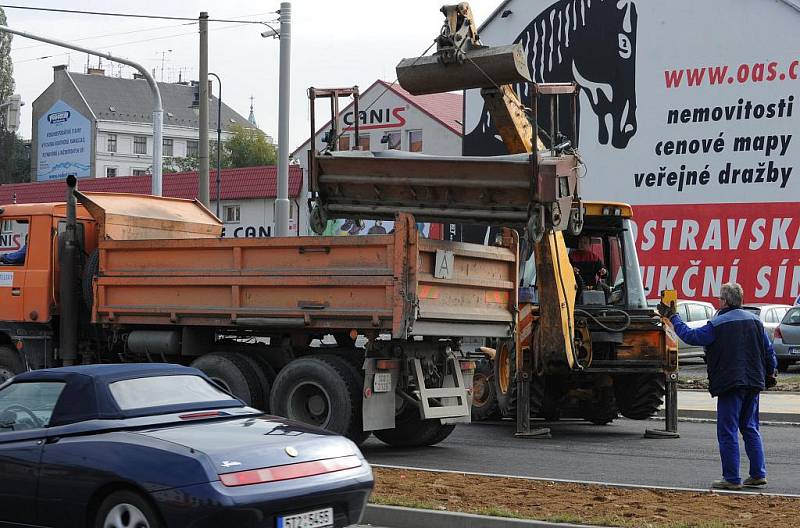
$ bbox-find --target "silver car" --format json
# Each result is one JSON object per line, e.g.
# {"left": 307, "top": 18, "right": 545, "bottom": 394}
{"left": 741, "top": 304, "right": 792, "bottom": 342}
{"left": 773, "top": 306, "right": 800, "bottom": 372}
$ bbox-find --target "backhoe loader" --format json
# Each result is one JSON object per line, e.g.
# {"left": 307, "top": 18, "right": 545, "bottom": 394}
{"left": 310, "top": 3, "right": 678, "bottom": 437}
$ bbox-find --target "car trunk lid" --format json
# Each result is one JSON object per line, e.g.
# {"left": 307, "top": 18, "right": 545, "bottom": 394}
{"left": 137, "top": 415, "right": 358, "bottom": 474}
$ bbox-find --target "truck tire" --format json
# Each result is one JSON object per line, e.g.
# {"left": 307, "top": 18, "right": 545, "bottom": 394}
{"left": 614, "top": 373, "right": 666, "bottom": 420}
{"left": 0, "top": 346, "right": 25, "bottom": 383}
{"left": 190, "top": 352, "right": 266, "bottom": 410}
{"left": 235, "top": 353, "right": 273, "bottom": 413}
{"left": 582, "top": 386, "right": 618, "bottom": 425}
{"left": 493, "top": 341, "right": 544, "bottom": 419}
{"left": 777, "top": 359, "right": 790, "bottom": 373}
{"left": 270, "top": 355, "right": 366, "bottom": 443}
{"left": 373, "top": 405, "right": 456, "bottom": 448}
{"left": 471, "top": 359, "right": 499, "bottom": 421}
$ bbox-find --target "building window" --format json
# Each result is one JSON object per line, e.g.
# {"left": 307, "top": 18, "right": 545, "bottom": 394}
{"left": 384, "top": 131, "right": 401, "bottom": 150}
{"left": 134, "top": 136, "right": 147, "bottom": 155}
{"left": 338, "top": 135, "right": 350, "bottom": 151}
{"left": 357, "top": 134, "right": 370, "bottom": 151}
{"left": 132, "top": 169, "right": 147, "bottom": 177}
{"left": 106, "top": 167, "right": 117, "bottom": 178}
{"left": 223, "top": 205, "right": 241, "bottom": 224}
{"left": 409, "top": 130, "right": 423, "bottom": 152}
{"left": 107, "top": 133, "right": 117, "bottom": 153}
{"left": 163, "top": 138, "right": 174, "bottom": 157}
{"left": 186, "top": 140, "right": 199, "bottom": 158}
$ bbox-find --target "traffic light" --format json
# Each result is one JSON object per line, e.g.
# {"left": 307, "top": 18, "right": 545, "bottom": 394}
{"left": 4, "top": 94, "right": 22, "bottom": 133}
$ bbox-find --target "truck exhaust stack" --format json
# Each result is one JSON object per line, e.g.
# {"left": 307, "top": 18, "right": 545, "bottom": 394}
{"left": 59, "top": 175, "right": 79, "bottom": 366}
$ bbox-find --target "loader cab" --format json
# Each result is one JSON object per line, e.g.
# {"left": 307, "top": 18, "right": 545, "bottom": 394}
{"left": 520, "top": 202, "right": 647, "bottom": 310}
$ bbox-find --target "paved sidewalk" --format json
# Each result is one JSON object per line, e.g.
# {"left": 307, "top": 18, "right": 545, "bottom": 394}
{"left": 673, "top": 390, "right": 800, "bottom": 422}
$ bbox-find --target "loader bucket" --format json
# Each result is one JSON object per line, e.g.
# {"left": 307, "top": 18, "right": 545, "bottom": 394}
{"left": 396, "top": 43, "right": 531, "bottom": 95}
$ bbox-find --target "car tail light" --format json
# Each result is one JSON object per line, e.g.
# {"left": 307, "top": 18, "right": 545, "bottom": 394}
{"left": 774, "top": 326, "right": 783, "bottom": 340}
{"left": 376, "top": 359, "right": 400, "bottom": 370}
{"left": 460, "top": 360, "right": 476, "bottom": 372}
{"left": 179, "top": 411, "right": 225, "bottom": 420}
{"left": 219, "top": 455, "right": 362, "bottom": 487}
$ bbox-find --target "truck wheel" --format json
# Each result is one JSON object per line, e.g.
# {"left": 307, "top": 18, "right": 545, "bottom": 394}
{"left": 493, "top": 340, "right": 543, "bottom": 419}
{"left": 373, "top": 405, "right": 456, "bottom": 448}
{"left": 471, "top": 359, "right": 499, "bottom": 421}
{"left": 777, "top": 360, "right": 790, "bottom": 373}
{"left": 582, "top": 386, "right": 618, "bottom": 425}
{"left": 235, "top": 353, "right": 273, "bottom": 413}
{"left": 190, "top": 352, "right": 266, "bottom": 410}
{"left": 270, "top": 355, "right": 366, "bottom": 443}
{"left": 614, "top": 374, "right": 665, "bottom": 420}
{"left": 0, "top": 346, "right": 25, "bottom": 383}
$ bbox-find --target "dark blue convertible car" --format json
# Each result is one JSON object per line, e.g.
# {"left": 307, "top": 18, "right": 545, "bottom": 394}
{"left": 0, "top": 363, "right": 373, "bottom": 528}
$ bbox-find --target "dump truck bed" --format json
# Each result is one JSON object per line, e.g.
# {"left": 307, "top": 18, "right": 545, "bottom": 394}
{"left": 93, "top": 214, "right": 517, "bottom": 340}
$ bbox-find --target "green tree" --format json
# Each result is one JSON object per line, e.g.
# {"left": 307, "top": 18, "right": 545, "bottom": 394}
{"left": 0, "top": 8, "right": 13, "bottom": 102}
{"left": 223, "top": 124, "right": 277, "bottom": 168}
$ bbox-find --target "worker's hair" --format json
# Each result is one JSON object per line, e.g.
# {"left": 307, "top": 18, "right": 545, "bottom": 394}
{"left": 719, "top": 282, "right": 744, "bottom": 308}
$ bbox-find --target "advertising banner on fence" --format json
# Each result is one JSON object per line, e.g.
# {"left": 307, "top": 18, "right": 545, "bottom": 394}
{"left": 464, "top": 0, "right": 800, "bottom": 304}
{"left": 37, "top": 100, "right": 91, "bottom": 181}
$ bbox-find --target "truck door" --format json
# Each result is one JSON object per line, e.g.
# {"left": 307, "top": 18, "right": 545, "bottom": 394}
{"left": 0, "top": 218, "right": 30, "bottom": 324}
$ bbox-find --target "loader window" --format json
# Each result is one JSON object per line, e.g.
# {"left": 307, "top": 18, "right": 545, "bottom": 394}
{"left": 0, "top": 219, "right": 29, "bottom": 266}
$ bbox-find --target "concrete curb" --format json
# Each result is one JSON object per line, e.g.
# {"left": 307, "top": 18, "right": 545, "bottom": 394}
{"left": 657, "top": 409, "right": 800, "bottom": 423}
{"left": 362, "top": 504, "right": 608, "bottom": 528}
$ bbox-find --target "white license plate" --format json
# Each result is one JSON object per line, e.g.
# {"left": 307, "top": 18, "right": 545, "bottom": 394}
{"left": 278, "top": 507, "right": 333, "bottom": 528}
{"left": 790, "top": 347, "right": 800, "bottom": 356}
{"left": 373, "top": 372, "right": 392, "bottom": 393}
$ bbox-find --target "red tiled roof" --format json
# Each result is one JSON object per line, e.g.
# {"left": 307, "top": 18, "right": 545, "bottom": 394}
{"left": 378, "top": 80, "right": 463, "bottom": 135}
{"left": 0, "top": 166, "right": 303, "bottom": 205}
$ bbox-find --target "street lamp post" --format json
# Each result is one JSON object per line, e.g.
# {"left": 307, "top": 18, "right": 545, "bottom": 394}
{"left": 262, "top": 2, "right": 292, "bottom": 237}
{"left": 0, "top": 25, "right": 164, "bottom": 195}
{"left": 209, "top": 73, "right": 223, "bottom": 219}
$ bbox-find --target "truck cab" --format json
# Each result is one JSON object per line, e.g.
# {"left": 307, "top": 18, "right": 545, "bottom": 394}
{"left": 0, "top": 203, "right": 97, "bottom": 380}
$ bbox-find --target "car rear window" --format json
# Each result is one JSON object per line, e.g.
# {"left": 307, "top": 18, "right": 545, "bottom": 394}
{"left": 109, "top": 375, "right": 238, "bottom": 411}
{"left": 782, "top": 308, "right": 800, "bottom": 326}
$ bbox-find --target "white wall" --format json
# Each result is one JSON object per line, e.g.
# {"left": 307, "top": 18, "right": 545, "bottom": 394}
{"left": 214, "top": 197, "right": 299, "bottom": 238}
{"left": 95, "top": 120, "right": 234, "bottom": 178}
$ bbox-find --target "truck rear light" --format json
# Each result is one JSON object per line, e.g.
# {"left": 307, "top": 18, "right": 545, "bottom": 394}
{"left": 774, "top": 326, "right": 782, "bottom": 340}
{"left": 376, "top": 359, "right": 400, "bottom": 370}
{"left": 219, "top": 455, "right": 362, "bottom": 487}
{"left": 460, "top": 360, "right": 476, "bottom": 371}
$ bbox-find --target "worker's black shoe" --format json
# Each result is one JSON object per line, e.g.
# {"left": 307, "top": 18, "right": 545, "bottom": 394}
{"left": 711, "top": 479, "right": 743, "bottom": 490}
{"left": 743, "top": 477, "right": 767, "bottom": 488}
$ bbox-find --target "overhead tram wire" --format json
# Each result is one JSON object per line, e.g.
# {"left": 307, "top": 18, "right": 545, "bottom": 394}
{"left": 0, "top": 4, "right": 276, "bottom": 24}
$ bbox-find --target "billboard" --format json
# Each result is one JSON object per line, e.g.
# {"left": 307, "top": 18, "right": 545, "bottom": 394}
{"left": 37, "top": 100, "right": 91, "bottom": 181}
{"left": 465, "top": 0, "right": 800, "bottom": 304}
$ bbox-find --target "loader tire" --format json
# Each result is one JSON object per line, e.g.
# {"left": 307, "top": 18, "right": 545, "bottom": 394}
{"left": 373, "top": 406, "right": 456, "bottom": 448}
{"left": 493, "top": 340, "right": 544, "bottom": 419}
{"left": 614, "top": 373, "right": 666, "bottom": 420}
{"left": 582, "top": 385, "right": 618, "bottom": 425}
{"left": 270, "top": 354, "right": 367, "bottom": 444}
{"left": 471, "top": 358, "right": 499, "bottom": 421}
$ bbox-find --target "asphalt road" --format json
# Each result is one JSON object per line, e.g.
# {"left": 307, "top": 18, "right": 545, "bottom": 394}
{"left": 361, "top": 417, "right": 800, "bottom": 495}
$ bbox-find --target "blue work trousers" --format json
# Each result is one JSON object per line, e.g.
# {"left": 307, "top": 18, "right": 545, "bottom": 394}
{"left": 716, "top": 388, "right": 766, "bottom": 484}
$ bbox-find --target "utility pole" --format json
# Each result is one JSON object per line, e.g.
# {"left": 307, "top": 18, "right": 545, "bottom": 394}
{"left": 0, "top": 25, "right": 163, "bottom": 195}
{"left": 275, "top": 2, "right": 292, "bottom": 236}
{"left": 198, "top": 12, "right": 210, "bottom": 207}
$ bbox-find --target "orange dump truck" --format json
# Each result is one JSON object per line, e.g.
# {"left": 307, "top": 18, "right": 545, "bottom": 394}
{"left": 0, "top": 178, "right": 519, "bottom": 446}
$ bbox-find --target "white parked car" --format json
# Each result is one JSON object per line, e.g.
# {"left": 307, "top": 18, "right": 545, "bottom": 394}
{"left": 648, "top": 299, "right": 715, "bottom": 359}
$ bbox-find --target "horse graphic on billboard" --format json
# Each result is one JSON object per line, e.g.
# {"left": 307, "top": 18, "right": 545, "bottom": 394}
{"left": 464, "top": 0, "right": 638, "bottom": 155}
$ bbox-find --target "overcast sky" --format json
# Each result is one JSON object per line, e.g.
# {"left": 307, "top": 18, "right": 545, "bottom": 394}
{"left": 7, "top": 0, "right": 501, "bottom": 149}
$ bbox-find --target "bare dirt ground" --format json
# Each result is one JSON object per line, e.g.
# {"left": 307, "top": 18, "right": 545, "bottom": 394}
{"left": 371, "top": 467, "right": 800, "bottom": 528}
{"left": 677, "top": 375, "right": 800, "bottom": 392}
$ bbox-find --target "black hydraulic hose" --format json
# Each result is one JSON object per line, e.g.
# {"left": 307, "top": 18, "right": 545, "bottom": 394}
{"left": 574, "top": 308, "right": 632, "bottom": 333}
